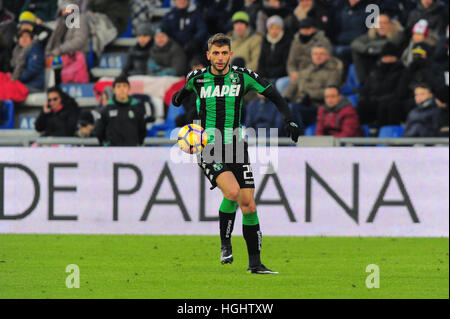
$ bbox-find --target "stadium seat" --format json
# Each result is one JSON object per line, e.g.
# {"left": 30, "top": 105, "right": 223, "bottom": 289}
{"left": 147, "top": 103, "right": 186, "bottom": 137}
{"left": 304, "top": 123, "right": 317, "bottom": 136}
{"left": 119, "top": 19, "right": 133, "bottom": 38}
{"left": 0, "top": 100, "right": 14, "bottom": 129}
{"left": 91, "top": 53, "right": 128, "bottom": 78}
{"left": 347, "top": 94, "right": 359, "bottom": 108}
{"left": 378, "top": 125, "right": 405, "bottom": 138}
{"left": 341, "top": 64, "right": 361, "bottom": 97}
{"left": 361, "top": 125, "right": 371, "bottom": 138}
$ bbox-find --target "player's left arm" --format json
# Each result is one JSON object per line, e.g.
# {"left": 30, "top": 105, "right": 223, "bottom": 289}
{"left": 243, "top": 69, "right": 304, "bottom": 142}
{"left": 172, "top": 71, "right": 198, "bottom": 107}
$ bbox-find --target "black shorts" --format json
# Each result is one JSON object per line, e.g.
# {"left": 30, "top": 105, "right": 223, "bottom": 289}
{"left": 199, "top": 161, "right": 255, "bottom": 190}
{"left": 198, "top": 142, "right": 255, "bottom": 190}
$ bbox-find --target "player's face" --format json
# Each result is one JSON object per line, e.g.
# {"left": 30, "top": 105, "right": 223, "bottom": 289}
{"left": 207, "top": 45, "right": 233, "bottom": 74}
{"left": 114, "top": 83, "right": 130, "bottom": 102}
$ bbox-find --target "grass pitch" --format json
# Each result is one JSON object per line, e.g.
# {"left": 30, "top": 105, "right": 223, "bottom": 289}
{"left": 0, "top": 235, "right": 448, "bottom": 299}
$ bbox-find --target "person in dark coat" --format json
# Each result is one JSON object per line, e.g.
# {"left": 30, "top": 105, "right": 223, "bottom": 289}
{"left": 357, "top": 42, "right": 405, "bottom": 126}
{"left": 20, "top": 0, "right": 58, "bottom": 23}
{"left": 257, "top": 15, "right": 292, "bottom": 81}
{"left": 403, "top": 83, "right": 441, "bottom": 137}
{"left": 35, "top": 86, "right": 81, "bottom": 137}
{"left": 0, "top": 1, "right": 16, "bottom": 48}
{"left": 87, "top": 0, "right": 131, "bottom": 35}
{"left": 161, "top": 0, "right": 208, "bottom": 60}
{"left": 316, "top": 86, "right": 362, "bottom": 137}
{"left": 0, "top": 32, "right": 11, "bottom": 73}
{"left": 148, "top": 28, "right": 187, "bottom": 76}
{"left": 292, "top": 0, "right": 334, "bottom": 40}
{"left": 95, "top": 76, "right": 146, "bottom": 146}
{"left": 122, "top": 23, "right": 153, "bottom": 76}
{"left": 406, "top": 0, "right": 447, "bottom": 36}
{"left": 397, "top": 41, "right": 436, "bottom": 121}
{"left": 255, "top": 0, "right": 297, "bottom": 36}
{"left": 333, "top": 0, "right": 369, "bottom": 71}
{"left": 196, "top": 0, "right": 244, "bottom": 34}
{"left": 10, "top": 29, "right": 45, "bottom": 92}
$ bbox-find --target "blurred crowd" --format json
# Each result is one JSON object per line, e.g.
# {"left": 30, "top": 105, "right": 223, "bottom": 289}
{"left": 0, "top": 0, "right": 449, "bottom": 145}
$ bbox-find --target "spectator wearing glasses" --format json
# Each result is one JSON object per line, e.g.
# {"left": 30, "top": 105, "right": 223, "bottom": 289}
{"left": 35, "top": 86, "right": 81, "bottom": 136}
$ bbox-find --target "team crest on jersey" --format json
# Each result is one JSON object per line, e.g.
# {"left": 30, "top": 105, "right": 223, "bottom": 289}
{"left": 229, "top": 73, "right": 240, "bottom": 84}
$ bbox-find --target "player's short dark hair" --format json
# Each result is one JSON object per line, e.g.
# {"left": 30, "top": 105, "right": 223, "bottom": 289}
{"left": 208, "top": 33, "right": 231, "bottom": 51}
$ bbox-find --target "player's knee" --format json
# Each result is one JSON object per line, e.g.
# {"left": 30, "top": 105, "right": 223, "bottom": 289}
{"left": 239, "top": 198, "right": 256, "bottom": 213}
{"left": 224, "top": 188, "right": 240, "bottom": 202}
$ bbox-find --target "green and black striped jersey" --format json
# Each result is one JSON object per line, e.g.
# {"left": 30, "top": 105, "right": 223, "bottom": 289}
{"left": 185, "top": 66, "right": 272, "bottom": 145}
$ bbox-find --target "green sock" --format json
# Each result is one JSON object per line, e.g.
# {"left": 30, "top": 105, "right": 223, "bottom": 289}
{"left": 220, "top": 197, "right": 238, "bottom": 213}
{"left": 242, "top": 212, "right": 259, "bottom": 226}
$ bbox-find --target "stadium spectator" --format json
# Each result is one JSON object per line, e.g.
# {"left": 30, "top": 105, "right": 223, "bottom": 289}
{"left": 161, "top": 0, "right": 208, "bottom": 60}
{"left": 20, "top": 0, "right": 58, "bottom": 24}
{"left": 87, "top": 0, "right": 131, "bottom": 35}
{"left": 351, "top": 13, "right": 404, "bottom": 84}
{"left": 401, "top": 19, "right": 437, "bottom": 67}
{"left": 131, "top": 0, "right": 161, "bottom": 36}
{"left": 18, "top": 11, "right": 52, "bottom": 49}
{"left": 255, "top": 0, "right": 296, "bottom": 36}
{"left": 292, "top": 0, "right": 334, "bottom": 40}
{"left": 397, "top": 41, "right": 436, "bottom": 121}
{"left": 76, "top": 110, "right": 96, "bottom": 138}
{"left": 406, "top": 0, "right": 447, "bottom": 37}
{"left": 35, "top": 86, "right": 81, "bottom": 137}
{"left": 45, "top": 0, "right": 90, "bottom": 57}
{"left": 358, "top": 42, "right": 405, "bottom": 126}
{"left": 10, "top": 29, "right": 45, "bottom": 92}
{"left": 257, "top": 15, "right": 292, "bottom": 81}
{"left": 196, "top": 0, "right": 244, "bottom": 34}
{"left": 435, "top": 89, "right": 449, "bottom": 137}
{"left": 276, "top": 17, "right": 332, "bottom": 95}
{"left": 0, "top": 0, "right": 16, "bottom": 47}
{"left": 245, "top": 94, "right": 286, "bottom": 137}
{"left": 95, "top": 76, "right": 146, "bottom": 146}
{"left": 284, "top": 43, "right": 343, "bottom": 126}
{"left": 243, "top": 0, "right": 262, "bottom": 31}
{"left": 316, "top": 86, "right": 362, "bottom": 137}
{"left": 122, "top": 23, "right": 153, "bottom": 76}
{"left": 333, "top": 0, "right": 369, "bottom": 72}
{"left": 0, "top": 33, "right": 11, "bottom": 73}
{"left": 228, "top": 11, "right": 263, "bottom": 71}
{"left": 148, "top": 28, "right": 187, "bottom": 76}
{"left": 403, "top": 83, "right": 441, "bottom": 137}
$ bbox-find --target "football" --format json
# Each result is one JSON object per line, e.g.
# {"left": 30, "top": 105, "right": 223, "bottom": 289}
{"left": 177, "top": 124, "right": 208, "bottom": 154}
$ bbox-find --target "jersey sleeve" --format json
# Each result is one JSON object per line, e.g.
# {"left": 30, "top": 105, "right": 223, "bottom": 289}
{"left": 185, "top": 71, "right": 196, "bottom": 91}
{"left": 241, "top": 68, "right": 272, "bottom": 94}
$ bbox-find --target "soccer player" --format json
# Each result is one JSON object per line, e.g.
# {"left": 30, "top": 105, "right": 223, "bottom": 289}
{"left": 172, "top": 33, "right": 302, "bottom": 274}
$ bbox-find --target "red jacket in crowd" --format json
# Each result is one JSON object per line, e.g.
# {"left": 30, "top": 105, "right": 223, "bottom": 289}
{"left": 316, "top": 97, "right": 362, "bottom": 137}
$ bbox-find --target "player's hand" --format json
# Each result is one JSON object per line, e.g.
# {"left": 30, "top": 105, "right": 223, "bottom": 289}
{"left": 172, "top": 91, "right": 182, "bottom": 107}
{"left": 284, "top": 120, "right": 301, "bottom": 143}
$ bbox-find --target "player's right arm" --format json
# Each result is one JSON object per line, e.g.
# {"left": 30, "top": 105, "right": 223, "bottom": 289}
{"left": 172, "top": 70, "right": 197, "bottom": 107}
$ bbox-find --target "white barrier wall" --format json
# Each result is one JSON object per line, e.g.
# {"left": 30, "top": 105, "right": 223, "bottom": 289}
{"left": 0, "top": 147, "right": 448, "bottom": 237}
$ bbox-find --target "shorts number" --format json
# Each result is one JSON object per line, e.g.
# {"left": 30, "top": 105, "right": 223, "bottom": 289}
{"left": 243, "top": 165, "right": 253, "bottom": 180}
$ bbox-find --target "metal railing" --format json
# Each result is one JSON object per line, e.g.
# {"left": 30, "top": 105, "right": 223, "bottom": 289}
{"left": 0, "top": 131, "right": 448, "bottom": 147}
